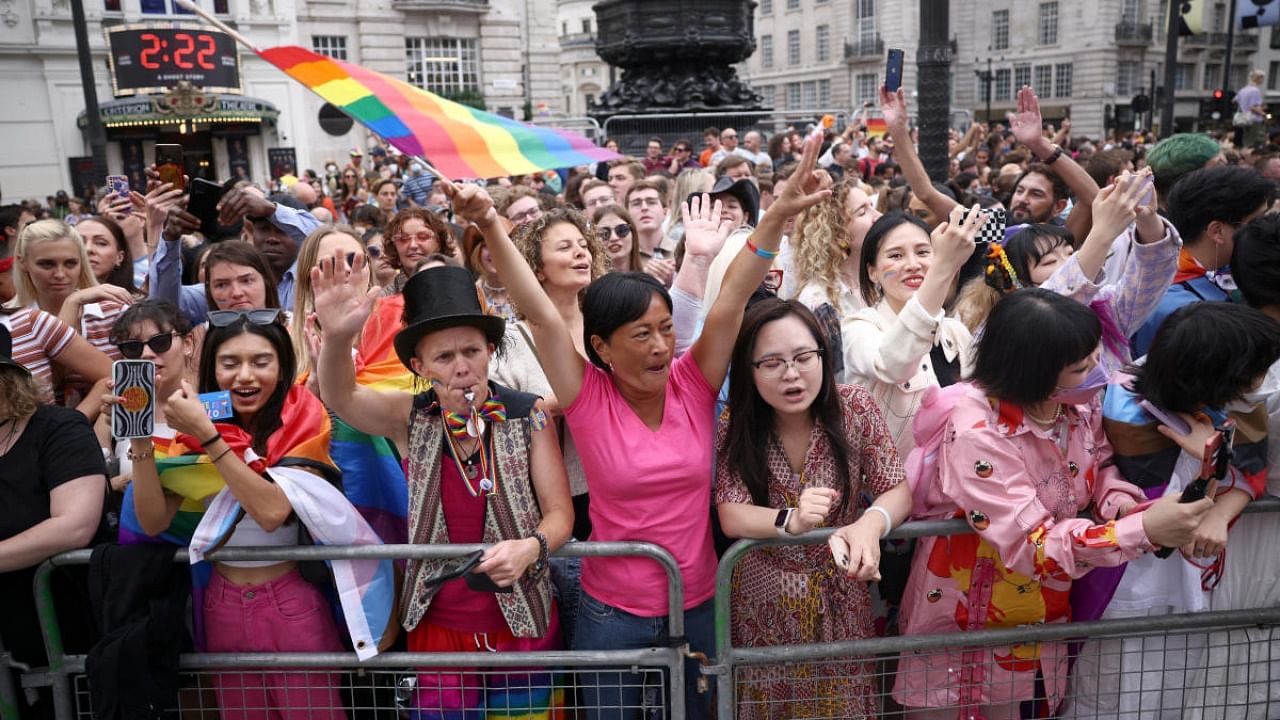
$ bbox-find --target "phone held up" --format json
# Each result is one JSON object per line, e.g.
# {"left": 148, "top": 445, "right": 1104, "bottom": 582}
{"left": 885, "top": 48, "right": 905, "bottom": 92}
{"left": 112, "top": 360, "right": 156, "bottom": 439}
{"left": 187, "top": 178, "right": 228, "bottom": 240}
{"left": 155, "top": 144, "right": 185, "bottom": 191}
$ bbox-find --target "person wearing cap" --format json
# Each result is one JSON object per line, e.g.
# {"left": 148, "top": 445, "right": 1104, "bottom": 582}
{"left": 345, "top": 147, "right": 365, "bottom": 177}
{"left": 696, "top": 175, "right": 763, "bottom": 317}
{"left": 0, "top": 323, "right": 107, "bottom": 718}
{"left": 312, "top": 261, "right": 573, "bottom": 717}
{"left": 402, "top": 161, "right": 435, "bottom": 208}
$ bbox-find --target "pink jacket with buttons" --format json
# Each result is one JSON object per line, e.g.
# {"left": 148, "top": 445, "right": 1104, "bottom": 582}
{"left": 893, "top": 383, "right": 1152, "bottom": 713}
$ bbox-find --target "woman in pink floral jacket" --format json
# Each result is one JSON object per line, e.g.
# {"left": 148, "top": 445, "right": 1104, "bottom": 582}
{"left": 893, "top": 289, "right": 1212, "bottom": 720}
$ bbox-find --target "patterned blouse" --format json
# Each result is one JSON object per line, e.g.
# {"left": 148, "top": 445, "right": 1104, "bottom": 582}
{"left": 714, "top": 384, "right": 904, "bottom": 719}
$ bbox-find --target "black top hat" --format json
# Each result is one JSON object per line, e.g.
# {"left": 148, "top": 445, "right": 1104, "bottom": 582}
{"left": 0, "top": 325, "right": 30, "bottom": 376}
{"left": 393, "top": 266, "right": 506, "bottom": 373}
{"left": 708, "top": 176, "right": 761, "bottom": 227}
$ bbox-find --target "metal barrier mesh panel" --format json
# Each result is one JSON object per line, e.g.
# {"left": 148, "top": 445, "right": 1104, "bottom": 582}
{"left": 72, "top": 666, "right": 672, "bottom": 719}
{"left": 731, "top": 625, "right": 1280, "bottom": 719}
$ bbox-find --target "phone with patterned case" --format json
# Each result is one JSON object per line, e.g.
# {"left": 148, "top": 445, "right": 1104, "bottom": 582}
{"left": 975, "top": 208, "right": 1006, "bottom": 247}
{"left": 112, "top": 360, "right": 155, "bottom": 439}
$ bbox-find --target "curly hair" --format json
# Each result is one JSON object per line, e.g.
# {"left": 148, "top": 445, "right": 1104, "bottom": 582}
{"left": 510, "top": 207, "right": 608, "bottom": 297}
{"left": 791, "top": 180, "right": 858, "bottom": 308}
{"left": 383, "top": 207, "right": 457, "bottom": 270}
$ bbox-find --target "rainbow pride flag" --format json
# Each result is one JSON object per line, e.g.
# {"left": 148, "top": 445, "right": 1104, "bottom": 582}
{"left": 257, "top": 46, "right": 620, "bottom": 180}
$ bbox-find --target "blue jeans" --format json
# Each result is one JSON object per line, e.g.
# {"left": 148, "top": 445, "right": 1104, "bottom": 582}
{"left": 549, "top": 554, "right": 583, "bottom": 649}
{"left": 572, "top": 591, "right": 714, "bottom": 720}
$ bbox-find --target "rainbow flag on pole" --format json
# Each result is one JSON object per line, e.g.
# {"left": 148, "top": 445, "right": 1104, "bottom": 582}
{"left": 258, "top": 45, "right": 619, "bottom": 180}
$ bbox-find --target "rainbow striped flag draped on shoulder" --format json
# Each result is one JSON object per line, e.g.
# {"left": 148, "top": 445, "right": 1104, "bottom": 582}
{"left": 257, "top": 46, "right": 619, "bottom": 180}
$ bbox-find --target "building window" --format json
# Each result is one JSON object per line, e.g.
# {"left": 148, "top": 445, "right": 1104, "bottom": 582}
{"left": 1118, "top": 60, "right": 1139, "bottom": 95}
{"left": 816, "top": 25, "right": 831, "bottom": 62}
{"left": 1039, "top": 2, "right": 1059, "bottom": 45}
{"left": 857, "top": 73, "right": 878, "bottom": 104}
{"left": 802, "top": 80, "right": 817, "bottom": 107}
{"left": 140, "top": 0, "right": 227, "bottom": 13}
{"left": 1202, "top": 63, "right": 1221, "bottom": 91}
{"left": 1014, "top": 64, "right": 1031, "bottom": 91}
{"left": 312, "top": 36, "right": 348, "bottom": 60}
{"left": 1270, "top": 61, "right": 1280, "bottom": 90}
{"left": 1230, "top": 63, "right": 1248, "bottom": 89}
{"left": 582, "top": 18, "right": 592, "bottom": 34}
{"left": 406, "top": 37, "right": 480, "bottom": 95}
{"left": 762, "top": 35, "right": 774, "bottom": 68}
{"left": 978, "top": 72, "right": 991, "bottom": 103}
{"left": 856, "top": 0, "right": 877, "bottom": 47}
{"left": 817, "top": 78, "right": 831, "bottom": 106}
{"left": 761, "top": 85, "right": 776, "bottom": 106}
{"left": 787, "top": 82, "right": 802, "bottom": 108}
{"left": 104, "top": 0, "right": 121, "bottom": 11}
{"left": 1034, "top": 65, "right": 1053, "bottom": 94}
{"left": 787, "top": 29, "right": 801, "bottom": 65}
{"left": 1121, "top": 0, "right": 1140, "bottom": 25}
{"left": 1054, "top": 63, "right": 1073, "bottom": 96}
{"left": 760, "top": 0, "right": 772, "bottom": 14}
{"left": 1174, "top": 62, "right": 1194, "bottom": 90}
{"left": 992, "top": 10, "right": 1009, "bottom": 51}
{"left": 1213, "top": 3, "right": 1226, "bottom": 32}
{"left": 787, "top": 0, "right": 800, "bottom": 9}
{"left": 994, "top": 68, "right": 1012, "bottom": 101}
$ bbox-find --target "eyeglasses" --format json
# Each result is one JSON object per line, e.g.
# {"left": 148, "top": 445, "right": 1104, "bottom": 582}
{"left": 344, "top": 251, "right": 372, "bottom": 267}
{"left": 508, "top": 206, "right": 542, "bottom": 224}
{"left": 207, "top": 308, "right": 282, "bottom": 328}
{"left": 597, "top": 224, "right": 632, "bottom": 241}
{"left": 751, "top": 348, "right": 823, "bottom": 379}
{"left": 395, "top": 232, "right": 437, "bottom": 245}
{"left": 723, "top": 134, "right": 738, "bottom": 140}
{"left": 366, "top": 245, "right": 383, "bottom": 258}
{"left": 628, "top": 197, "right": 662, "bottom": 209}
{"left": 116, "top": 332, "right": 178, "bottom": 359}
{"left": 675, "top": 146, "right": 691, "bottom": 153}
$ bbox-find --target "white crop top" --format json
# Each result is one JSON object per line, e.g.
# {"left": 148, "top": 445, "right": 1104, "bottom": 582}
{"left": 218, "top": 513, "right": 298, "bottom": 568}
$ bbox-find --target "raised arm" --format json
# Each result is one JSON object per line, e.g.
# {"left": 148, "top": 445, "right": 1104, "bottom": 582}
{"left": 1008, "top": 86, "right": 1099, "bottom": 240}
{"left": 312, "top": 252, "right": 414, "bottom": 445}
{"left": 691, "top": 131, "right": 832, "bottom": 388}
{"left": 880, "top": 86, "right": 959, "bottom": 222}
{"left": 448, "top": 183, "right": 587, "bottom": 407}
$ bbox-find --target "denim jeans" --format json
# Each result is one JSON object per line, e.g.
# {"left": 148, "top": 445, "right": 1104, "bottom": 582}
{"left": 572, "top": 590, "right": 714, "bottom": 720}
{"left": 550, "top": 553, "right": 583, "bottom": 650}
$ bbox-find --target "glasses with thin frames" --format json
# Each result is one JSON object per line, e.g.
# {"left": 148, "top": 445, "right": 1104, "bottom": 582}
{"left": 207, "top": 308, "right": 283, "bottom": 328}
{"left": 116, "top": 332, "right": 178, "bottom": 359}
{"left": 395, "top": 232, "right": 437, "bottom": 246}
{"left": 751, "top": 348, "right": 823, "bottom": 379}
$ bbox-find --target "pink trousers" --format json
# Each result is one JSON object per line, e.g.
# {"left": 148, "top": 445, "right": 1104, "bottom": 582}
{"left": 204, "top": 568, "right": 346, "bottom": 720}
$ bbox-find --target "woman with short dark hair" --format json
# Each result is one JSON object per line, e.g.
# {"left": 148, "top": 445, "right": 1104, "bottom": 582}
{"left": 895, "top": 288, "right": 1213, "bottom": 719}
{"left": 1065, "top": 301, "right": 1280, "bottom": 719}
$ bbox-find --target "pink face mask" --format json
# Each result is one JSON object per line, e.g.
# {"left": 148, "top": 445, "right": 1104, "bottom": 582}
{"left": 1051, "top": 363, "right": 1110, "bottom": 405}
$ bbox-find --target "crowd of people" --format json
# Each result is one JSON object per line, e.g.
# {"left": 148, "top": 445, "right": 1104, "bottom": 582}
{"left": 4, "top": 80, "right": 1280, "bottom": 720}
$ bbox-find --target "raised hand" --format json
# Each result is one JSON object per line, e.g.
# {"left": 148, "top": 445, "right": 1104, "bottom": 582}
{"left": 767, "top": 130, "right": 833, "bottom": 219}
{"left": 681, "top": 194, "right": 733, "bottom": 261}
{"left": 929, "top": 204, "right": 985, "bottom": 272}
{"left": 1007, "top": 86, "right": 1050, "bottom": 154}
{"left": 311, "top": 250, "right": 378, "bottom": 342}
{"left": 1090, "top": 171, "right": 1149, "bottom": 240}
{"left": 443, "top": 181, "right": 498, "bottom": 228}
{"left": 879, "top": 84, "right": 909, "bottom": 132}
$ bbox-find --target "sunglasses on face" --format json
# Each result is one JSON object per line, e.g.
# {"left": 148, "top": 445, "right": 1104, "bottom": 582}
{"left": 207, "top": 308, "right": 282, "bottom": 328}
{"left": 116, "top": 332, "right": 178, "bottom": 359}
{"left": 597, "top": 224, "right": 632, "bottom": 240}
{"left": 366, "top": 245, "right": 383, "bottom": 258}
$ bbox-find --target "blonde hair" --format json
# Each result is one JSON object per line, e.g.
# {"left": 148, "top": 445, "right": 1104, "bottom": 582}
{"left": 13, "top": 219, "right": 98, "bottom": 307}
{"left": 290, "top": 224, "right": 371, "bottom": 374}
{"left": 0, "top": 367, "right": 42, "bottom": 420}
{"left": 791, "top": 180, "right": 858, "bottom": 308}
{"left": 952, "top": 275, "right": 1003, "bottom": 332}
{"left": 661, "top": 168, "right": 713, "bottom": 238}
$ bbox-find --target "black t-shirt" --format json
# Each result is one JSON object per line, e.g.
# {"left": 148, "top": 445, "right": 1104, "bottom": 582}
{"left": 0, "top": 404, "right": 107, "bottom": 542}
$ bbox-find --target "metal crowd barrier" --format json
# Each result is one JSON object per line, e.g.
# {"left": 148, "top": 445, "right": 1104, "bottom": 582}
{"left": 709, "top": 496, "right": 1280, "bottom": 719}
{"left": 600, "top": 109, "right": 852, "bottom": 156}
{"left": 22, "top": 541, "right": 690, "bottom": 720}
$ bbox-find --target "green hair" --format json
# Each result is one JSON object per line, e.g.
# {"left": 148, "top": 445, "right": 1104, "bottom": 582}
{"left": 1147, "top": 134, "right": 1221, "bottom": 198}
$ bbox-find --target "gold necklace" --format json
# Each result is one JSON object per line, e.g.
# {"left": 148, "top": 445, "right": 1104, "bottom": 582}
{"left": 1024, "top": 402, "right": 1064, "bottom": 426}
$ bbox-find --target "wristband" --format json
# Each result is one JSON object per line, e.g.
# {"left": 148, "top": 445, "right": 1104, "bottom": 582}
{"left": 1042, "top": 145, "right": 1064, "bottom": 165}
{"left": 210, "top": 447, "right": 234, "bottom": 464}
{"left": 746, "top": 237, "right": 778, "bottom": 260}
{"left": 531, "top": 530, "right": 549, "bottom": 576}
{"left": 199, "top": 431, "right": 223, "bottom": 448}
{"left": 867, "top": 505, "right": 893, "bottom": 539}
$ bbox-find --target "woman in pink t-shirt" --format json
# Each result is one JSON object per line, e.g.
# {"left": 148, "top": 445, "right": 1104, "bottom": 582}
{"left": 446, "top": 133, "right": 832, "bottom": 720}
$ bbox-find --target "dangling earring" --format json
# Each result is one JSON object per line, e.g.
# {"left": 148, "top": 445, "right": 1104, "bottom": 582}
{"left": 874, "top": 282, "right": 883, "bottom": 296}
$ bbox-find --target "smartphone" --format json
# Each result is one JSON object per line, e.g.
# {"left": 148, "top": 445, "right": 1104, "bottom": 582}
{"left": 1199, "top": 420, "right": 1236, "bottom": 482}
{"left": 187, "top": 177, "right": 226, "bottom": 239}
{"left": 106, "top": 175, "right": 131, "bottom": 214}
{"left": 885, "top": 48, "right": 905, "bottom": 92}
{"left": 155, "top": 144, "right": 184, "bottom": 191}
{"left": 1139, "top": 399, "right": 1191, "bottom": 436}
{"left": 464, "top": 567, "right": 514, "bottom": 594}
{"left": 112, "top": 360, "right": 156, "bottom": 439}
{"left": 421, "top": 550, "right": 484, "bottom": 589}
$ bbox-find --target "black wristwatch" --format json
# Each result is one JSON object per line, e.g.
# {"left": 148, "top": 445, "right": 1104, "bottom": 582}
{"left": 531, "top": 530, "right": 549, "bottom": 576}
{"left": 1042, "top": 144, "right": 1064, "bottom": 165}
{"left": 774, "top": 508, "right": 795, "bottom": 537}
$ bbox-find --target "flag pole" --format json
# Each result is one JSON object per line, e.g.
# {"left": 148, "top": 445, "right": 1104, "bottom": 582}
{"left": 174, "top": 0, "right": 260, "bottom": 52}
{"left": 175, "top": 0, "right": 456, "bottom": 185}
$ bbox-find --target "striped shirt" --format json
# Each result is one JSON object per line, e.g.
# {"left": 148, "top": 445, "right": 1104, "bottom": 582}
{"left": 80, "top": 301, "right": 126, "bottom": 361}
{"left": 0, "top": 307, "right": 75, "bottom": 402}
